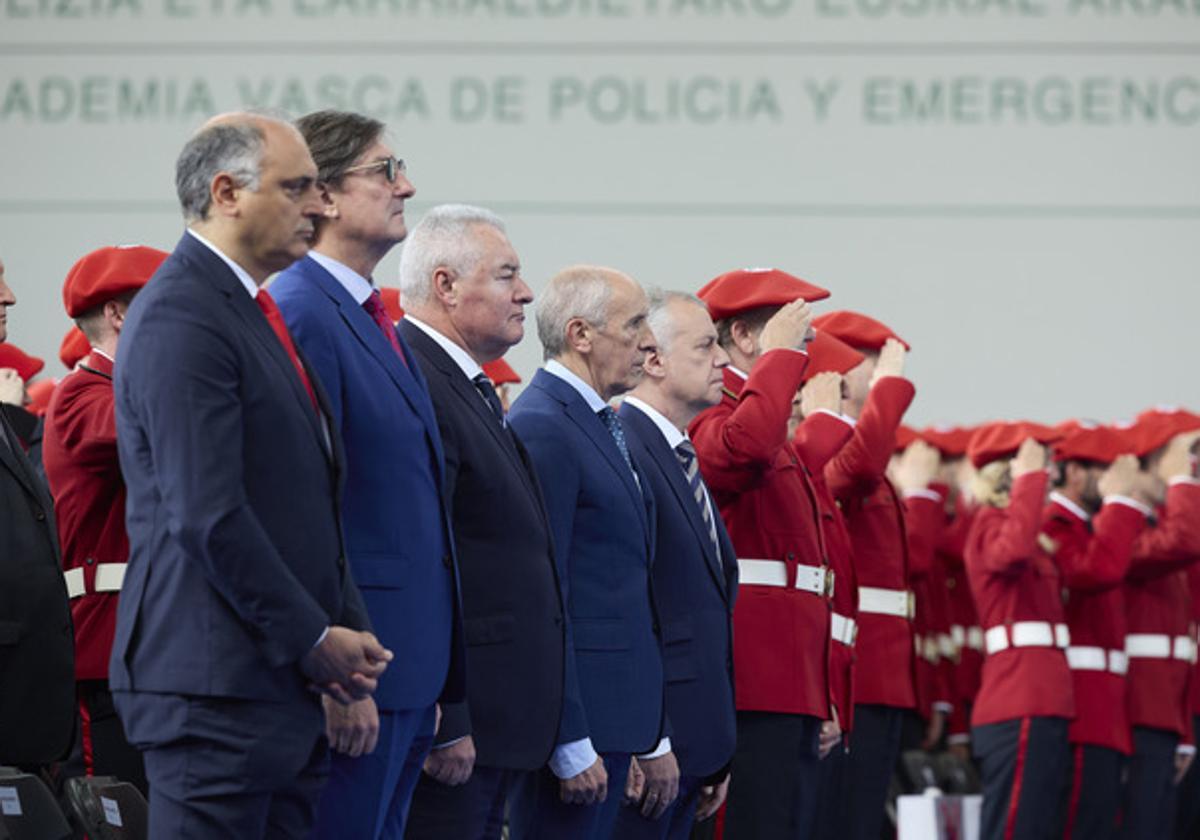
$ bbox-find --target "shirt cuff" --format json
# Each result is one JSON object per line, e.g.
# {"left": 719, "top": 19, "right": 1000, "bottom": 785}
{"left": 1179, "top": 744, "right": 1197, "bottom": 756}
{"left": 549, "top": 738, "right": 599, "bottom": 779}
{"left": 932, "top": 701, "right": 954, "bottom": 715}
{"left": 812, "top": 408, "right": 856, "bottom": 428}
{"left": 312, "top": 626, "right": 330, "bottom": 649}
{"left": 1104, "top": 495, "right": 1154, "bottom": 518}
{"left": 947, "top": 733, "right": 971, "bottom": 746}
{"left": 637, "top": 737, "right": 672, "bottom": 760}
{"left": 905, "top": 488, "right": 944, "bottom": 503}
{"left": 1169, "top": 476, "right": 1200, "bottom": 487}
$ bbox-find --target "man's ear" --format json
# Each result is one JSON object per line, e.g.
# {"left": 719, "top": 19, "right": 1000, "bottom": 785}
{"left": 209, "top": 172, "right": 241, "bottom": 217}
{"left": 729, "top": 318, "right": 759, "bottom": 357}
{"left": 319, "top": 183, "right": 339, "bottom": 219}
{"left": 641, "top": 345, "right": 667, "bottom": 380}
{"left": 564, "top": 317, "right": 592, "bottom": 354}
{"left": 431, "top": 266, "right": 457, "bottom": 307}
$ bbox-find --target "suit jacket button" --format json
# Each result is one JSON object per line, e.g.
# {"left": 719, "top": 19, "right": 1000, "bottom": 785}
{"left": 337, "top": 556, "right": 346, "bottom": 569}
{"left": 442, "top": 554, "right": 452, "bottom": 569}
{"left": 35, "top": 509, "right": 46, "bottom": 521}
{"left": 86, "top": 557, "right": 95, "bottom": 566}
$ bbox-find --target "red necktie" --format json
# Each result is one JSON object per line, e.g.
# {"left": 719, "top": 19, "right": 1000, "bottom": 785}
{"left": 362, "top": 289, "right": 409, "bottom": 368}
{"left": 255, "top": 289, "right": 319, "bottom": 411}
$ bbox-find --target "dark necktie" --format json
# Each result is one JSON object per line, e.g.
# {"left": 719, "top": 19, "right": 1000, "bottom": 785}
{"left": 675, "top": 439, "right": 721, "bottom": 560}
{"left": 472, "top": 373, "right": 505, "bottom": 427}
{"left": 362, "top": 289, "right": 409, "bottom": 368}
{"left": 255, "top": 290, "right": 318, "bottom": 412}
{"left": 597, "top": 406, "right": 636, "bottom": 479}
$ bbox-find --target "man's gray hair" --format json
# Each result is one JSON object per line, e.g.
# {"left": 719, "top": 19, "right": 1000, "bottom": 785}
{"left": 536, "top": 265, "right": 616, "bottom": 361}
{"left": 175, "top": 119, "right": 266, "bottom": 222}
{"left": 398, "top": 204, "right": 507, "bottom": 307}
{"left": 646, "top": 288, "right": 706, "bottom": 355}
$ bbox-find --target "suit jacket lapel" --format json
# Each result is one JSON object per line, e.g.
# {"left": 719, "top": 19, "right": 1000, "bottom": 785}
{"left": 622, "top": 404, "right": 727, "bottom": 596}
{"left": 0, "top": 410, "right": 40, "bottom": 500}
{"left": 532, "top": 371, "right": 647, "bottom": 532}
{"left": 176, "top": 235, "right": 331, "bottom": 461}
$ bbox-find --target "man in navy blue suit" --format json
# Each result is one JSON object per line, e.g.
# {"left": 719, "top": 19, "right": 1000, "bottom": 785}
{"left": 616, "top": 290, "right": 739, "bottom": 839}
{"left": 271, "top": 110, "right": 465, "bottom": 840}
{"left": 507, "top": 265, "right": 673, "bottom": 839}
{"left": 395, "top": 205, "right": 568, "bottom": 840}
{"left": 112, "top": 112, "right": 390, "bottom": 838}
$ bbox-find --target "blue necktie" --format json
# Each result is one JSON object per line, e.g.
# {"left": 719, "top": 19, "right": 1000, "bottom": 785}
{"left": 675, "top": 439, "right": 720, "bottom": 561}
{"left": 597, "top": 406, "right": 636, "bottom": 479}
{"left": 472, "top": 373, "right": 506, "bottom": 427}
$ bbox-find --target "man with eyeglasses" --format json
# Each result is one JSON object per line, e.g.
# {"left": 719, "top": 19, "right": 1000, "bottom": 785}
{"left": 272, "top": 109, "right": 466, "bottom": 840}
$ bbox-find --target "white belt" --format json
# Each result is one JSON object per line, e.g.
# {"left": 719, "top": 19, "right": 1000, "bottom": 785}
{"left": 937, "top": 633, "right": 958, "bottom": 660}
{"left": 984, "top": 622, "right": 1070, "bottom": 655}
{"left": 914, "top": 634, "right": 940, "bottom": 664}
{"left": 1066, "top": 646, "right": 1129, "bottom": 675}
{"left": 831, "top": 613, "right": 857, "bottom": 646}
{"left": 858, "top": 586, "right": 915, "bottom": 619}
{"left": 951, "top": 624, "right": 984, "bottom": 652}
{"left": 62, "top": 562, "right": 127, "bottom": 600}
{"left": 1126, "top": 634, "right": 1198, "bottom": 663}
{"left": 737, "top": 559, "right": 834, "bottom": 597}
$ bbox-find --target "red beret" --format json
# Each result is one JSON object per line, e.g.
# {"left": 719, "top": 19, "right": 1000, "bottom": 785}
{"left": 697, "top": 268, "right": 830, "bottom": 322}
{"left": 59, "top": 327, "right": 91, "bottom": 370}
{"left": 25, "top": 378, "right": 57, "bottom": 417}
{"left": 1053, "top": 425, "right": 1136, "bottom": 465}
{"left": 0, "top": 342, "right": 45, "bottom": 382}
{"left": 967, "top": 421, "right": 1065, "bottom": 469}
{"left": 800, "top": 329, "right": 864, "bottom": 383}
{"left": 895, "top": 424, "right": 919, "bottom": 452}
{"left": 483, "top": 357, "right": 521, "bottom": 386}
{"left": 62, "top": 246, "right": 168, "bottom": 318}
{"left": 1122, "top": 407, "right": 1200, "bottom": 457}
{"left": 812, "top": 310, "right": 910, "bottom": 352}
{"left": 921, "top": 425, "right": 976, "bottom": 458}
{"left": 378, "top": 287, "right": 404, "bottom": 323}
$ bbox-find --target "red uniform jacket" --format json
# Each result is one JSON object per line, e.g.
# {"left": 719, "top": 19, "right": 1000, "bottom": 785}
{"left": 1124, "top": 480, "right": 1200, "bottom": 740}
{"left": 796, "top": 414, "right": 859, "bottom": 733}
{"left": 965, "top": 471, "right": 1074, "bottom": 727}
{"left": 42, "top": 351, "right": 126, "bottom": 681}
{"left": 689, "top": 351, "right": 851, "bottom": 718}
{"left": 940, "top": 502, "right": 981, "bottom": 740}
{"left": 824, "top": 377, "right": 918, "bottom": 711}
{"left": 1044, "top": 493, "right": 1147, "bottom": 754}
{"left": 1188, "top": 562, "right": 1200, "bottom": 718}
{"left": 907, "top": 490, "right": 954, "bottom": 720}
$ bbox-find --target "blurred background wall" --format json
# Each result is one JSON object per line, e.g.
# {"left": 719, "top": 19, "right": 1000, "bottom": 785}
{"left": 1, "top": 12, "right": 1197, "bottom": 423}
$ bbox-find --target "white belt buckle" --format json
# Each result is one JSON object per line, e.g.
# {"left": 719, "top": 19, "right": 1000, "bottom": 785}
{"left": 63, "top": 567, "right": 85, "bottom": 600}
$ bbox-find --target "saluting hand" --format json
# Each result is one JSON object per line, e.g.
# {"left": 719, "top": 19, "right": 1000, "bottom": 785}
{"left": 869, "top": 337, "right": 907, "bottom": 387}
{"left": 759, "top": 299, "right": 815, "bottom": 354}
{"left": 0, "top": 368, "right": 24, "bottom": 406}
{"left": 893, "top": 440, "right": 941, "bottom": 495}
{"left": 1158, "top": 431, "right": 1200, "bottom": 482}
{"left": 1098, "top": 454, "right": 1140, "bottom": 499}
{"left": 1011, "top": 437, "right": 1047, "bottom": 479}
{"left": 800, "top": 372, "right": 843, "bottom": 418}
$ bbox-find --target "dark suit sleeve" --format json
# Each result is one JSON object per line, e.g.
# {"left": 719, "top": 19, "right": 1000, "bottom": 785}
{"left": 119, "top": 298, "right": 329, "bottom": 668}
{"left": 509, "top": 409, "right": 590, "bottom": 746}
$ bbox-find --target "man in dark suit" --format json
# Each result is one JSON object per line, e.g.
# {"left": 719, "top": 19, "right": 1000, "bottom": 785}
{"left": 271, "top": 110, "right": 465, "bottom": 839}
{"left": 112, "top": 113, "right": 389, "bottom": 838}
{"left": 507, "top": 265, "right": 673, "bottom": 839}
{"left": 393, "top": 205, "right": 567, "bottom": 840}
{"left": 0, "top": 255, "right": 76, "bottom": 769}
{"left": 616, "top": 289, "right": 738, "bottom": 839}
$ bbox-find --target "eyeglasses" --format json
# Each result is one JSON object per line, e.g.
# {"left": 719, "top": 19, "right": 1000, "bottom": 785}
{"left": 341, "top": 156, "right": 406, "bottom": 184}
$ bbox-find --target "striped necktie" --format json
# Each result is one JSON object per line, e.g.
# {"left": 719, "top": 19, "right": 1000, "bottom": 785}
{"left": 675, "top": 439, "right": 720, "bottom": 560}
